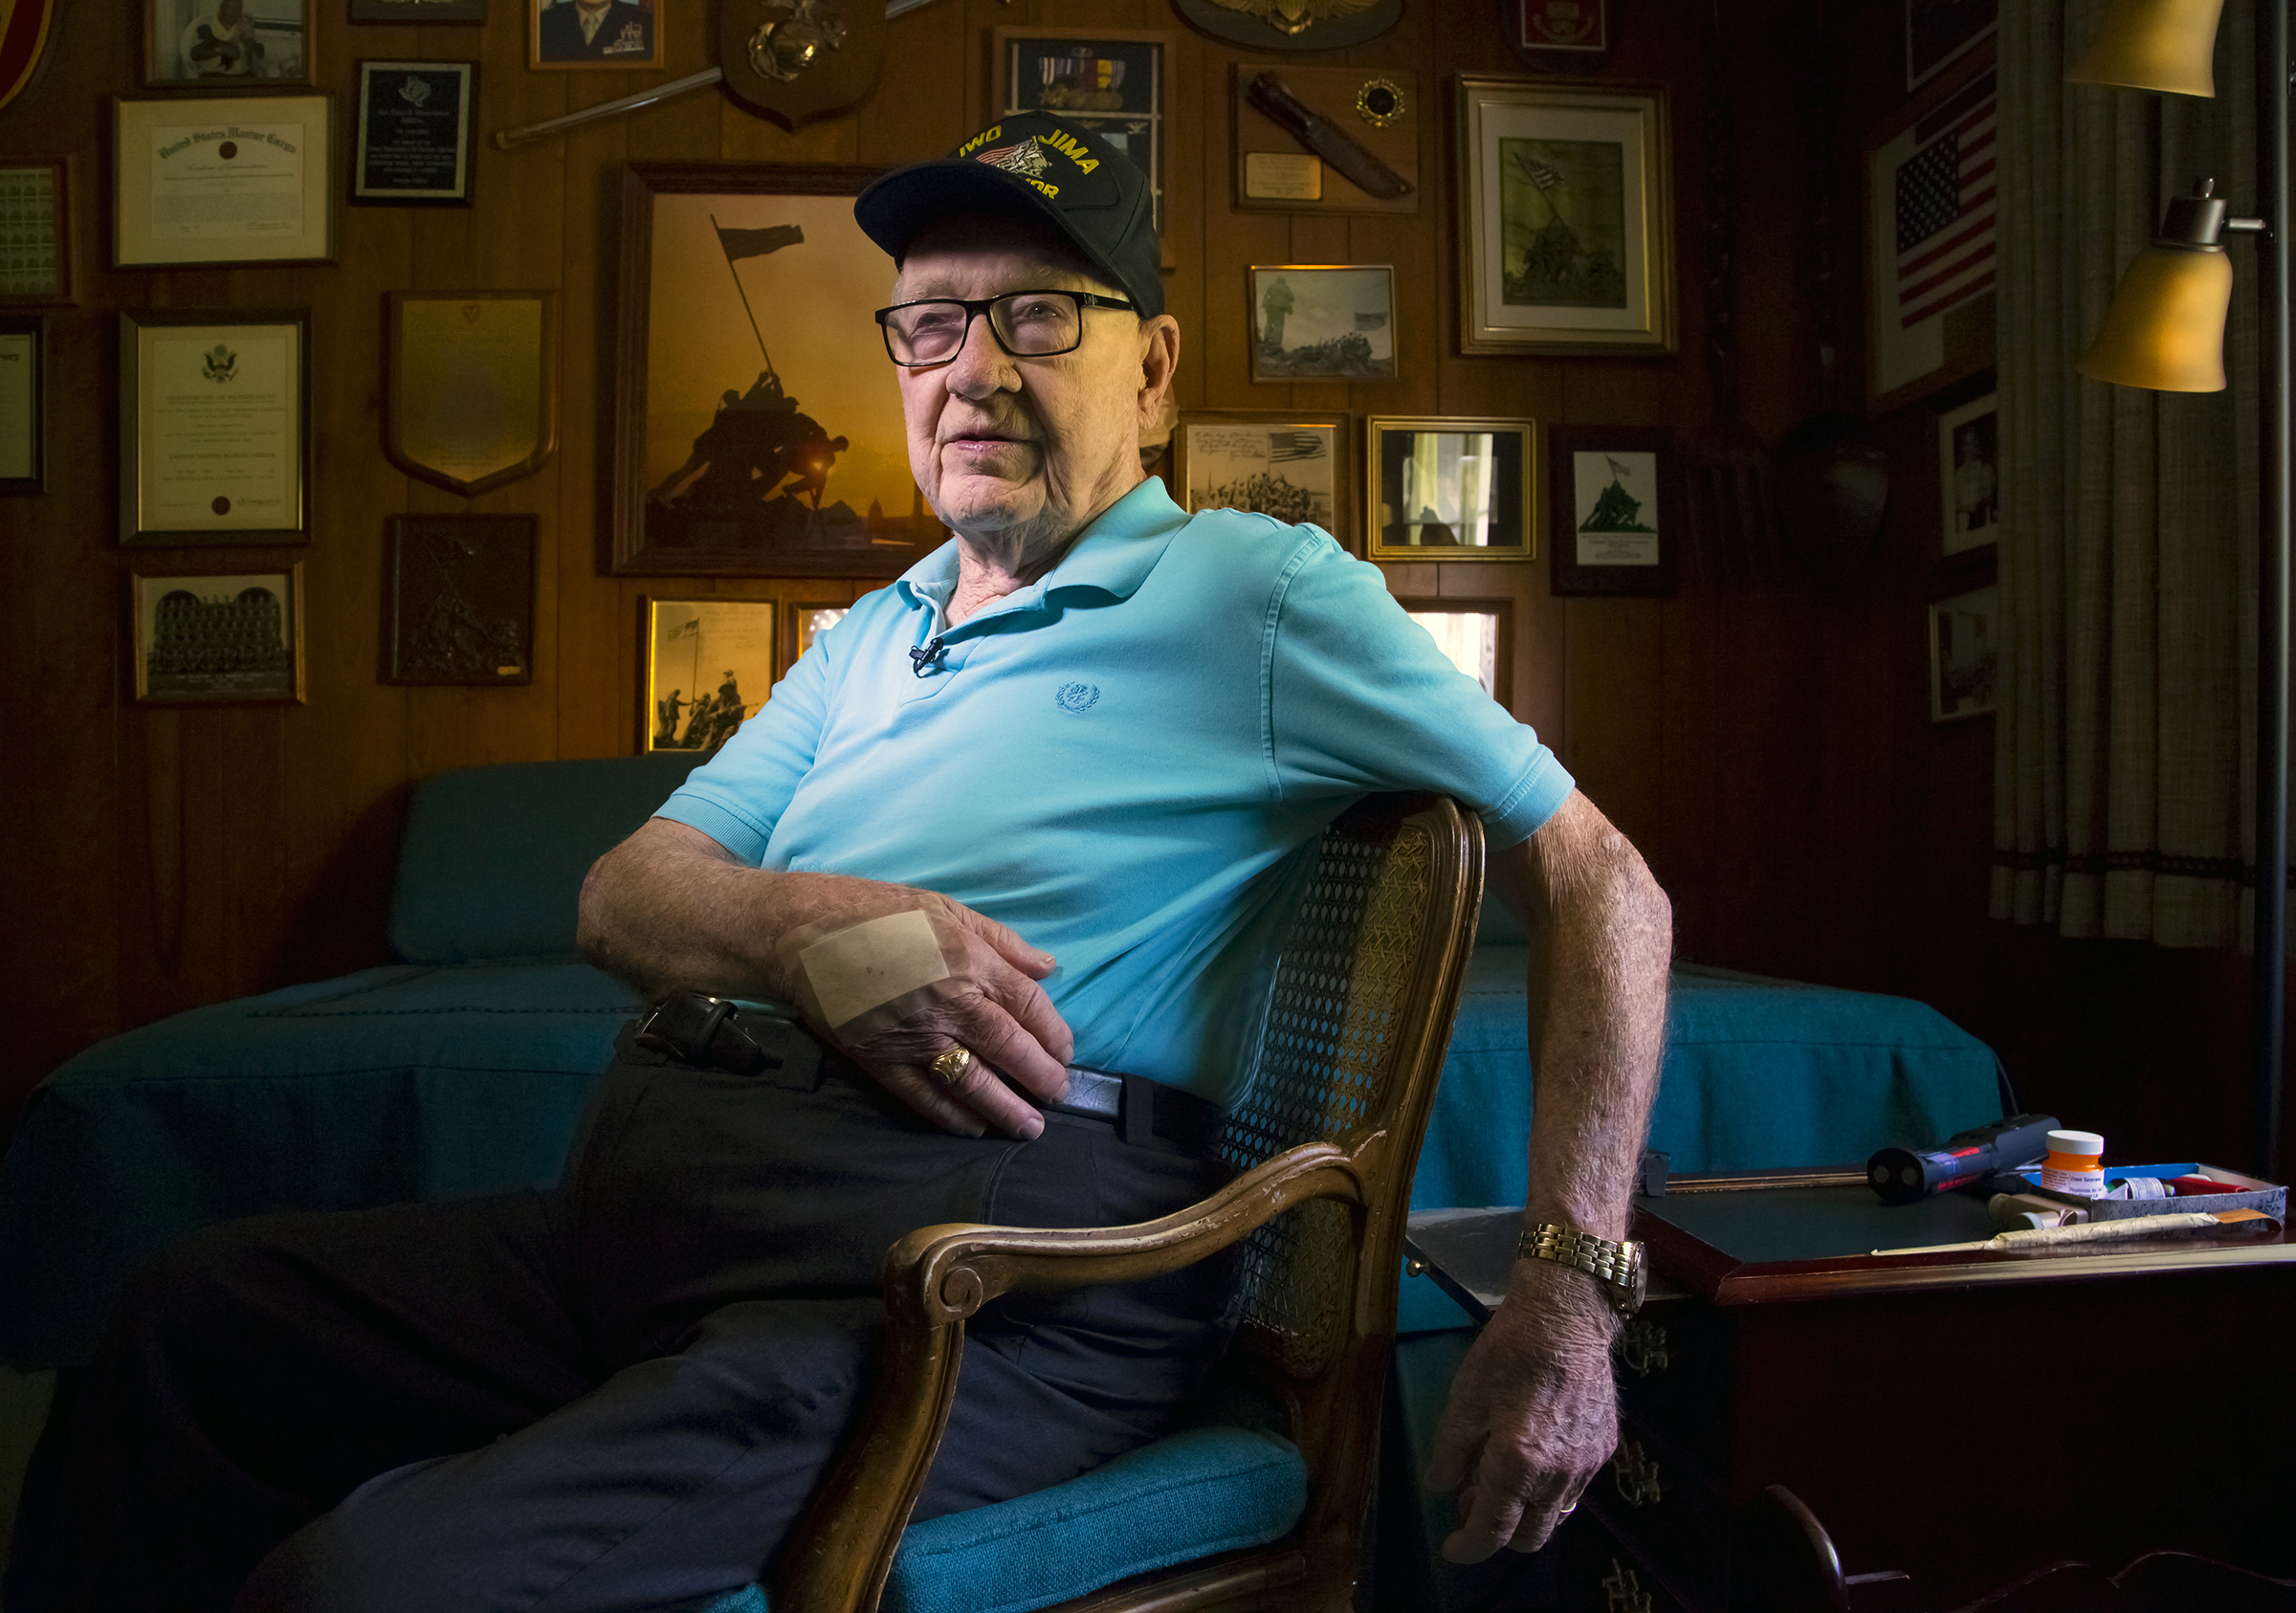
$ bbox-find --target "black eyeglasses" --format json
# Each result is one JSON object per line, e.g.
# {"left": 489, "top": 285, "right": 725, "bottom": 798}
{"left": 874, "top": 289, "right": 1137, "bottom": 366}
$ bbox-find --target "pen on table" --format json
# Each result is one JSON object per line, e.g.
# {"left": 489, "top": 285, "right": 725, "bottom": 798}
{"left": 1871, "top": 1207, "right": 2274, "bottom": 1257}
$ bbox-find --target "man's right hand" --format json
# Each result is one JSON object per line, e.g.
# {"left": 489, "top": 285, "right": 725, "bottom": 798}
{"left": 578, "top": 817, "right": 1074, "bottom": 1139}
{"left": 767, "top": 873, "right": 1074, "bottom": 1138}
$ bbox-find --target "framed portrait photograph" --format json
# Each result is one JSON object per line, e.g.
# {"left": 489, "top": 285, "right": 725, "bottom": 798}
{"left": 1391, "top": 594, "right": 1513, "bottom": 707}
{"left": 532, "top": 0, "right": 659, "bottom": 70}
{"left": 381, "top": 514, "right": 536, "bottom": 685}
{"left": 1547, "top": 423, "right": 1676, "bottom": 596}
{"left": 1937, "top": 389, "right": 1998, "bottom": 557}
{"left": 1907, "top": 0, "right": 1996, "bottom": 92}
{"left": 353, "top": 60, "right": 475, "bottom": 207}
{"left": 130, "top": 564, "right": 305, "bottom": 705}
{"left": 0, "top": 157, "right": 71, "bottom": 307}
{"left": 113, "top": 94, "right": 335, "bottom": 269}
{"left": 1171, "top": 410, "right": 1349, "bottom": 542}
{"left": 1250, "top": 265, "right": 1394, "bottom": 383}
{"left": 613, "top": 162, "right": 941, "bottom": 578}
{"left": 0, "top": 314, "right": 43, "bottom": 494}
{"left": 1455, "top": 77, "right": 1674, "bottom": 356}
{"left": 1930, "top": 583, "right": 1998, "bottom": 723}
{"left": 784, "top": 601, "right": 850, "bottom": 670}
{"left": 1365, "top": 416, "right": 1535, "bottom": 563}
{"left": 120, "top": 308, "right": 310, "bottom": 545}
{"left": 145, "top": 0, "right": 312, "bottom": 85}
{"left": 643, "top": 595, "right": 777, "bottom": 754}
{"left": 993, "top": 29, "right": 1168, "bottom": 237}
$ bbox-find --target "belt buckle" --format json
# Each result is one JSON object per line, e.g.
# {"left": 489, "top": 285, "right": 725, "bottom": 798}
{"left": 635, "top": 992, "right": 733, "bottom": 1065}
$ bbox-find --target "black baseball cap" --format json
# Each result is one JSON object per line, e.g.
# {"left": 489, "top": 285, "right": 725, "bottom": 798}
{"left": 854, "top": 112, "right": 1163, "bottom": 318}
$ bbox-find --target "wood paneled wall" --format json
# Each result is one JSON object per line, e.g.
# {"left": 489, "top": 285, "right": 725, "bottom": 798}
{"left": 5, "top": 0, "right": 2261, "bottom": 1169}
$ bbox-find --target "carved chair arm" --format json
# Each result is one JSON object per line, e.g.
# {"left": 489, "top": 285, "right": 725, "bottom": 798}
{"left": 770, "top": 1138, "right": 1377, "bottom": 1613}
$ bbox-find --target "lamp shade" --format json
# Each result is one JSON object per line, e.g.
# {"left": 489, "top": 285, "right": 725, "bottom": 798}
{"left": 2076, "top": 242, "right": 2233, "bottom": 390}
{"left": 2065, "top": 0, "right": 2225, "bottom": 97}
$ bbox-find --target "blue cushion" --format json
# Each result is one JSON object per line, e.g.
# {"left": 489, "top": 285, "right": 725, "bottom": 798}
{"left": 698, "top": 1424, "right": 1305, "bottom": 1613}
{"left": 390, "top": 755, "right": 707, "bottom": 965}
{"left": 0, "top": 962, "right": 641, "bottom": 1367}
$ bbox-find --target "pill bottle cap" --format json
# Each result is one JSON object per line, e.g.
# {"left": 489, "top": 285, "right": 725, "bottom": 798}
{"left": 2046, "top": 1129, "right": 2106, "bottom": 1157}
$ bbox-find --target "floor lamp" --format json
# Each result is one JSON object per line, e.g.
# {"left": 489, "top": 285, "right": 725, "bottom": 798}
{"left": 2070, "top": 0, "right": 2289, "bottom": 1180}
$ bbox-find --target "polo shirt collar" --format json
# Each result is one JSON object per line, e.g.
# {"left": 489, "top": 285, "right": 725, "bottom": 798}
{"left": 894, "top": 478, "right": 1187, "bottom": 618}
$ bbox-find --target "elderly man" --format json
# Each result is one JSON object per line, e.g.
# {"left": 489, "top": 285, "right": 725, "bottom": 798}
{"left": 9, "top": 113, "right": 1666, "bottom": 1613}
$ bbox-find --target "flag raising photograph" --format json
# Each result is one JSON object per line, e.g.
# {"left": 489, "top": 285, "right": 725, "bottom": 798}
{"left": 1869, "top": 69, "right": 1997, "bottom": 397}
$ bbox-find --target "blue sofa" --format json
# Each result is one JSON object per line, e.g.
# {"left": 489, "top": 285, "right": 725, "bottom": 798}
{"left": 0, "top": 756, "right": 2006, "bottom": 1607}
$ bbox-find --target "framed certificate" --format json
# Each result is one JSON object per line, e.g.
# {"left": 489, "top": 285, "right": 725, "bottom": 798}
{"left": 352, "top": 60, "right": 475, "bottom": 206}
{"left": 120, "top": 309, "right": 310, "bottom": 545}
{"left": 0, "top": 314, "right": 43, "bottom": 493}
{"left": 112, "top": 94, "right": 335, "bottom": 268}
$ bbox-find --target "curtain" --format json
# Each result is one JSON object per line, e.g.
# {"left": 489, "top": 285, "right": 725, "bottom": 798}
{"left": 1990, "top": 0, "right": 2263, "bottom": 947}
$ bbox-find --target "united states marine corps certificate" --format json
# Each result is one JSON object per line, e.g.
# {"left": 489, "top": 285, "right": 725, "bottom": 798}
{"left": 111, "top": 95, "right": 335, "bottom": 267}
{"left": 121, "top": 313, "right": 308, "bottom": 543}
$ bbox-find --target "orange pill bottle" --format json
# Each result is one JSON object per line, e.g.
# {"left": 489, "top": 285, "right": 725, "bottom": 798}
{"left": 2040, "top": 1129, "right": 2107, "bottom": 1198}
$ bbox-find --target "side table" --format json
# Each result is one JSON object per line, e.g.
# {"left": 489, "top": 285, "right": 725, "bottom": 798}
{"left": 1404, "top": 1168, "right": 2296, "bottom": 1611}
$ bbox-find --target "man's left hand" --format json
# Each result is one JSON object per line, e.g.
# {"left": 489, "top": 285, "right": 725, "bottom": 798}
{"left": 1423, "top": 1257, "right": 1620, "bottom": 1561}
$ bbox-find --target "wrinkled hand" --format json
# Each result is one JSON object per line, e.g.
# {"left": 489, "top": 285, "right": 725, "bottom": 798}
{"left": 765, "top": 873, "right": 1073, "bottom": 1140}
{"left": 1424, "top": 1257, "right": 1621, "bottom": 1560}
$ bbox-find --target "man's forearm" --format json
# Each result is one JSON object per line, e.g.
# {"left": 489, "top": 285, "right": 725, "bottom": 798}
{"left": 1506, "top": 795, "right": 1671, "bottom": 1245}
{"left": 576, "top": 817, "right": 790, "bottom": 999}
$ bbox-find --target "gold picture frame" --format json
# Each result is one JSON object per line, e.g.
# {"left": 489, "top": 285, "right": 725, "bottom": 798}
{"left": 1363, "top": 415, "right": 1536, "bottom": 563}
{"left": 1454, "top": 77, "right": 1674, "bottom": 356}
{"left": 642, "top": 594, "right": 778, "bottom": 754}
{"left": 1171, "top": 409, "right": 1351, "bottom": 548}
{"left": 129, "top": 563, "right": 306, "bottom": 705}
{"left": 119, "top": 307, "right": 311, "bottom": 545}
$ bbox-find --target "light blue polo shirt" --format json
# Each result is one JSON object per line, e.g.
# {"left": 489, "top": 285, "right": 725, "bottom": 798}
{"left": 657, "top": 478, "right": 1572, "bottom": 1106}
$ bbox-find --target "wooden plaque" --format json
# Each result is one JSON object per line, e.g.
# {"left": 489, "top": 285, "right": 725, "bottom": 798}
{"left": 1233, "top": 64, "right": 1419, "bottom": 216}
{"left": 386, "top": 290, "right": 557, "bottom": 496}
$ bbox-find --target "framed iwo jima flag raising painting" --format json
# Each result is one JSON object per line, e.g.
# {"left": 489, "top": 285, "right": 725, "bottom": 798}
{"left": 612, "top": 164, "right": 941, "bottom": 579}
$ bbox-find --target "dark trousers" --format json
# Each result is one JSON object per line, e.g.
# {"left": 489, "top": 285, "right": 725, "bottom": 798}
{"left": 8, "top": 1028, "right": 1235, "bottom": 1613}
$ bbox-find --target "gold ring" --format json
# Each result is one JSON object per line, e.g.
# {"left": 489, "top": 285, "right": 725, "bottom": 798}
{"left": 929, "top": 1046, "right": 974, "bottom": 1087}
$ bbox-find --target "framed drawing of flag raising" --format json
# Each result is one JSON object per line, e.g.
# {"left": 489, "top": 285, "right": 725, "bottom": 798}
{"left": 610, "top": 163, "right": 942, "bottom": 578}
{"left": 1866, "top": 56, "right": 1998, "bottom": 409}
{"left": 1547, "top": 423, "right": 1675, "bottom": 596}
{"left": 1454, "top": 77, "right": 1673, "bottom": 355}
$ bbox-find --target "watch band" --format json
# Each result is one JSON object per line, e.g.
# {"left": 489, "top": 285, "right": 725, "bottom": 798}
{"left": 1518, "top": 1222, "right": 1645, "bottom": 1317}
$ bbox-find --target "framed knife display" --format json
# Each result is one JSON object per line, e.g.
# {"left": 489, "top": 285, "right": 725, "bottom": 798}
{"left": 1233, "top": 64, "right": 1419, "bottom": 216}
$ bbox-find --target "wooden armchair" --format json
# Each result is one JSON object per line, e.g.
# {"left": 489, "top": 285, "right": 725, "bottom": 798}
{"left": 772, "top": 792, "right": 1486, "bottom": 1613}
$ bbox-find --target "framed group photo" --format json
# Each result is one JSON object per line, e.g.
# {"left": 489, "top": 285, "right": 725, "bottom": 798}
{"left": 642, "top": 595, "right": 777, "bottom": 753}
{"left": 145, "top": 0, "right": 313, "bottom": 86}
{"left": 129, "top": 564, "right": 306, "bottom": 704}
{"left": 614, "top": 163, "right": 939, "bottom": 578}
{"left": 1547, "top": 423, "right": 1676, "bottom": 595}
{"left": 119, "top": 307, "right": 310, "bottom": 545}
{"left": 112, "top": 94, "right": 336, "bottom": 269}
{"left": 1365, "top": 416, "right": 1535, "bottom": 562}
{"left": 1171, "top": 410, "right": 1350, "bottom": 542}
{"left": 1250, "top": 265, "right": 1394, "bottom": 383}
{"left": 1455, "top": 77, "right": 1673, "bottom": 356}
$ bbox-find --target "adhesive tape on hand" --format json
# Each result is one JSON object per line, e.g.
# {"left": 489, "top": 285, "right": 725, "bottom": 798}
{"left": 798, "top": 909, "right": 951, "bottom": 1032}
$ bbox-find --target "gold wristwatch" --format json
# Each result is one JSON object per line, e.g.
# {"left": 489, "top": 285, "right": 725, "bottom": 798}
{"left": 1518, "top": 1223, "right": 1646, "bottom": 1317}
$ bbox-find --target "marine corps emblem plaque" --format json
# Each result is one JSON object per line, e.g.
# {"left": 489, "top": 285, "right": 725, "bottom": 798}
{"left": 718, "top": 0, "right": 884, "bottom": 131}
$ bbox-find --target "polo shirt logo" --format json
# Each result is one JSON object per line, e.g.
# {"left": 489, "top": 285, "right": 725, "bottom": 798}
{"left": 1054, "top": 681, "right": 1100, "bottom": 714}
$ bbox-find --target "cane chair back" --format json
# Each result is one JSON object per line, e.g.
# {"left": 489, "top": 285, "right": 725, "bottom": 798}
{"left": 773, "top": 793, "right": 1485, "bottom": 1613}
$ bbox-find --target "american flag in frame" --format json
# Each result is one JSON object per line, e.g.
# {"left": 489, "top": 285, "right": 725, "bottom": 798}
{"left": 1868, "top": 66, "right": 1998, "bottom": 403}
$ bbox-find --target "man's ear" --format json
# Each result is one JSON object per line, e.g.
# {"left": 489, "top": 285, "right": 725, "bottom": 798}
{"left": 1137, "top": 314, "right": 1181, "bottom": 427}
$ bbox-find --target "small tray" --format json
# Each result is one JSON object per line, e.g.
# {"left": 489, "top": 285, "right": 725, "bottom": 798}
{"left": 2083, "top": 1165, "right": 2286, "bottom": 1225}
